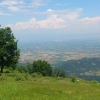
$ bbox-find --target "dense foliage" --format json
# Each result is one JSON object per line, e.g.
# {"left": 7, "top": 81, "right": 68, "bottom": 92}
{"left": 27, "top": 60, "right": 52, "bottom": 76}
{"left": 0, "top": 26, "right": 20, "bottom": 72}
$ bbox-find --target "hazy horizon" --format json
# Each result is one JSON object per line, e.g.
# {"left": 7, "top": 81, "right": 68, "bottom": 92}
{"left": 15, "top": 32, "right": 100, "bottom": 43}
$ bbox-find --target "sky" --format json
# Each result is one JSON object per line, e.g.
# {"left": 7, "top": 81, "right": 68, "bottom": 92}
{"left": 0, "top": 0, "right": 100, "bottom": 42}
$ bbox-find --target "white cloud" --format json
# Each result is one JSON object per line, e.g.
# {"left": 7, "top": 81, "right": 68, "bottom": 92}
{"left": 36, "top": 8, "right": 82, "bottom": 21}
{"left": 0, "top": 0, "right": 51, "bottom": 13}
{"left": 80, "top": 17, "right": 100, "bottom": 30}
{"left": 47, "top": 9, "right": 53, "bottom": 12}
{"left": 15, "top": 18, "right": 37, "bottom": 30}
{"left": 82, "top": 17, "right": 100, "bottom": 24}
{"left": 0, "top": 0, "right": 24, "bottom": 12}
{"left": 7, "top": 6, "right": 19, "bottom": 11}
{"left": 0, "top": 0, "right": 24, "bottom": 6}
{"left": 29, "top": 0, "right": 46, "bottom": 8}
{"left": 65, "top": 12, "right": 79, "bottom": 20}
{"left": 7, "top": 15, "right": 66, "bottom": 30}
{"left": 5, "top": 6, "right": 100, "bottom": 33}
{"left": 60, "top": 8, "right": 82, "bottom": 20}
{"left": 37, "top": 15, "right": 65, "bottom": 29}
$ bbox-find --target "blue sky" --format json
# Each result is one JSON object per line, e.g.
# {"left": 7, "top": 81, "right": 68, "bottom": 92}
{"left": 0, "top": 0, "right": 100, "bottom": 42}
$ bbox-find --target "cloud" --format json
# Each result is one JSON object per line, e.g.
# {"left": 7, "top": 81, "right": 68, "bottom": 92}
{"left": 47, "top": 9, "right": 53, "bottom": 12}
{"left": 7, "top": 6, "right": 20, "bottom": 11}
{"left": 7, "top": 15, "right": 66, "bottom": 30}
{"left": 80, "top": 17, "right": 100, "bottom": 30}
{"left": 29, "top": 0, "right": 47, "bottom": 8}
{"left": 14, "top": 18, "right": 37, "bottom": 30}
{"left": 5, "top": 8, "right": 84, "bottom": 31}
{"left": 0, "top": 0, "right": 50, "bottom": 12}
{"left": 60, "top": 8, "right": 82, "bottom": 20}
{"left": 65, "top": 12, "right": 79, "bottom": 20}
{"left": 82, "top": 17, "right": 100, "bottom": 24}
{"left": 37, "top": 15, "right": 65, "bottom": 29}
{"left": 0, "top": 0, "right": 24, "bottom": 6}
{"left": 6, "top": 7, "right": 100, "bottom": 33}
{"left": 0, "top": 0, "right": 24, "bottom": 12}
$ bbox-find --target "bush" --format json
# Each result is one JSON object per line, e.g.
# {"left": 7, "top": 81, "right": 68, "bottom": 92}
{"left": 71, "top": 76, "right": 76, "bottom": 82}
{"left": 4, "top": 67, "right": 14, "bottom": 73}
{"left": 15, "top": 76, "right": 23, "bottom": 81}
{"left": 5, "top": 69, "right": 11, "bottom": 73}
{"left": 15, "top": 73, "right": 29, "bottom": 81}
{"left": 31, "top": 72, "right": 42, "bottom": 78}
{"left": 53, "top": 69, "right": 66, "bottom": 78}
{"left": 0, "top": 74, "right": 6, "bottom": 80}
{"left": 91, "top": 80, "right": 99, "bottom": 84}
{"left": 17, "top": 66, "right": 28, "bottom": 73}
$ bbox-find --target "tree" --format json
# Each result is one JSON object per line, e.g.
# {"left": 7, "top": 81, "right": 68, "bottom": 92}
{"left": 0, "top": 26, "right": 20, "bottom": 73}
{"left": 27, "top": 60, "right": 52, "bottom": 76}
{"left": 27, "top": 62, "right": 33, "bottom": 74}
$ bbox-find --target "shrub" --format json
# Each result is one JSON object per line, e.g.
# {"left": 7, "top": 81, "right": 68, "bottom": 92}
{"left": 31, "top": 72, "right": 42, "bottom": 78}
{"left": 4, "top": 67, "right": 13, "bottom": 73}
{"left": 0, "top": 75, "right": 6, "bottom": 80}
{"left": 91, "top": 80, "right": 99, "bottom": 84}
{"left": 15, "top": 73, "right": 27, "bottom": 81}
{"left": 17, "top": 66, "right": 28, "bottom": 73}
{"left": 71, "top": 76, "right": 76, "bottom": 82}
{"left": 53, "top": 69, "right": 66, "bottom": 78}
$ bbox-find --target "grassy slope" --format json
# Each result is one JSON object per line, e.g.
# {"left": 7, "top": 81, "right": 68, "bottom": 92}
{"left": 0, "top": 73, "right": 100, "bottom": 100}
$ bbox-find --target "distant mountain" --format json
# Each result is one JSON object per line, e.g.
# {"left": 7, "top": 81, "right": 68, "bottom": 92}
{"left": 55, "top": 57, "right": 100, "bottom": 81}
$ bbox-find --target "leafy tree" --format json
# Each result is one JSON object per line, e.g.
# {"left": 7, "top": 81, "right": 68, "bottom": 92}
{"left": 0, "top": 26, "right": 20, "bottom": 73}
{"left": 27, "top": 60, "right": 52, "bottom": 76}
{"left": 27, "top": 62, "right": 33, "bottom": 74}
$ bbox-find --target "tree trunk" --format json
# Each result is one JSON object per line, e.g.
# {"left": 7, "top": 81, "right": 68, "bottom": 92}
{"left": 1, "top": 66, "right": 3, "bottom": 73}
{"left": 1, "top": 57, "right": 4, "bottom": 73}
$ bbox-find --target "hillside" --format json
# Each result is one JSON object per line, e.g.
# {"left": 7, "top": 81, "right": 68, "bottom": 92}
{"left": 55, "top": 57, "right": 100, "bottom": 81}
{"left": 0, "top": 72, "right": 100, "bottom": 100}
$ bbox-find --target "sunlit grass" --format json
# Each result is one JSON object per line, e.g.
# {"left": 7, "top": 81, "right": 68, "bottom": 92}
{"left": 0, "top": 72, "right": 100, "bottom": 100}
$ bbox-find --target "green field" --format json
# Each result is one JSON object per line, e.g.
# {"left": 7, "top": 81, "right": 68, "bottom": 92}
{"left": 0, "top": 72, "right": 100, "bottom": 100}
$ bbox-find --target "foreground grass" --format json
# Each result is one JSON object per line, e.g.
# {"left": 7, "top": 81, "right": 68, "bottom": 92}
{"left": 0, "top": 72, "right": 100, "bottom": 100}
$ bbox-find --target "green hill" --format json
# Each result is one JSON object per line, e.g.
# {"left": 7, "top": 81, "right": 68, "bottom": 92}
{"left": 0, "top": 72, "right": 100, "bottom": 100}
{"left": 55, "top": 57, "right": 100, "bottom": 81}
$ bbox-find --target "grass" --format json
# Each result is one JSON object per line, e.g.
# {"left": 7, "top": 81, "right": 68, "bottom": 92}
{"left": 0, "top": 72, "right": 100, "bottom": 100}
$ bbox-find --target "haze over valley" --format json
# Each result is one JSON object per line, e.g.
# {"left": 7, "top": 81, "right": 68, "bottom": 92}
{"left": 19, "top": 39, "right": 100, "bottom": 64}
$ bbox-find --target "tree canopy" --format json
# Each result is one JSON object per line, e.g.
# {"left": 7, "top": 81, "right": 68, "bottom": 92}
{"left": 27, "top": 60, "right": 52, "bottom": 76}
{"left": 0, "top": 26, "right": 20, "bottom": 73}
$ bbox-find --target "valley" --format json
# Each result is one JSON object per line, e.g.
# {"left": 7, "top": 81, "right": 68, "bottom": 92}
{"left": 19, "top": 40, "right": 100, "bottom": 64}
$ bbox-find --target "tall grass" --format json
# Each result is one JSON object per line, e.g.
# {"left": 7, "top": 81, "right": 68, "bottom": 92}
{"left": 0, "top": 72, "right": 100, "bottom": 100}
